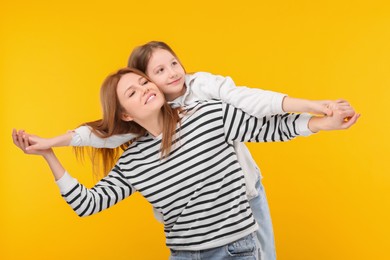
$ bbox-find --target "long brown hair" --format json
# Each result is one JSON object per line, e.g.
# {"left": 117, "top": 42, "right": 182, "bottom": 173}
{"left": 76, "top": 67, "right": 181, "bottom": 179}
{"left": 128, "top": 41, "right": 186, "bottom": 73}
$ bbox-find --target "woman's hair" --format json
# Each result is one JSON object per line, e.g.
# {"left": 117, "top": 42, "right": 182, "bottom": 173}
{"left": 76, "top": 67, "right": 181, "bottom": 179}
{"left": 128, "top": 41, "right": 186, "bottom": 73}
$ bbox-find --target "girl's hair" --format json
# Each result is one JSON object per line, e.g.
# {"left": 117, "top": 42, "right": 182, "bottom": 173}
{"left": 76, "top": 67, "right": 181, "bottom": 179}
{"left": 128, "top": 41, "right": 186, "bottom": 73}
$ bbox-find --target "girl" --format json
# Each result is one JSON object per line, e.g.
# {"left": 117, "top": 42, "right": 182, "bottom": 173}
{"left": 13, "top": 68, "right": 358, "bottom": 259}
{"left": 25, "top": 41, "right": 352, "bottom": 260}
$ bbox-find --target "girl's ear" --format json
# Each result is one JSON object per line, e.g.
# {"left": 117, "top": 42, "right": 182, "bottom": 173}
{"left": 121, "top": 113, "right": 133, "bottom": 122}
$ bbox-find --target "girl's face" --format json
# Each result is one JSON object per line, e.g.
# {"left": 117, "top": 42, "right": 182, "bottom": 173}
{"left": 116, "top": 72, "right": 165, "bottom": 123}
{"left": 145, "top": 48, "right": 186, "bottom": 101}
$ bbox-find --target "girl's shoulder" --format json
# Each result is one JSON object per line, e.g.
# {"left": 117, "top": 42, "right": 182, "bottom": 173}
{"left": 185, "top": 71, "right": 224, "bottom": 85}
{"left": 185, "top": 72, "right": 234, "bottom": 95}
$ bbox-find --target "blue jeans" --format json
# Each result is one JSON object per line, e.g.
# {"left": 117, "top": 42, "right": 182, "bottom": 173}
{"left": 249, "top": 179, "right": 276, "bottom": 260}
{"left": 169, "top": 232, "right": 260, "bottom": 260}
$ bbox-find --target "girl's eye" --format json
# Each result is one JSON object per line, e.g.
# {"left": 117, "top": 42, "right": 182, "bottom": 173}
{"left": 156, "top": 68, "right": 164, "bottom": 74}
{"left": 172, "top": 61, "right": 178, "bottom": 66}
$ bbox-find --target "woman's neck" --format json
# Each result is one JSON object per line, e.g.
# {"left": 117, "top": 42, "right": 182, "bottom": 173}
{"left": 137, "top": 112, "right": 164, "bottom": 137}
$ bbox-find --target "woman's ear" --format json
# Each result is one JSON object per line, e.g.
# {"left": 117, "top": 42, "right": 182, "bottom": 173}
{"left": 121, "top": 113, "right": 133, "bottom": 122}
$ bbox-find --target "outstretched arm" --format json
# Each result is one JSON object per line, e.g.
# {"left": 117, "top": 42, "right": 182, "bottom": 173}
{"left": 222, "top": 101, "right": 359, "bottom": 143}
{"left": 185, "top": 72, "right": 345, "bottom": 118}
{"left": 24, "top": 126, "right": 138, "bottom": 151}
{"left": 12, "top": 129, "right": 135, "bottom": 217}
{"left": 282, "top": 97, "right": 353, "bottom": 116}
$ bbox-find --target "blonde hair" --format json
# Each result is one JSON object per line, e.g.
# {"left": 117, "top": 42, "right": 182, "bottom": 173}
{"left": 76, "top": 67, "right": 181, "bottom": 179}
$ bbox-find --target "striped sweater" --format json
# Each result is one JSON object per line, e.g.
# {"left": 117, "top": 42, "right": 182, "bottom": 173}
{"left": 57, "top": 100, "right": 312, "bottom": 250}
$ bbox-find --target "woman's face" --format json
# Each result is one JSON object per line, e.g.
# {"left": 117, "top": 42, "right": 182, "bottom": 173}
{"left": 145, "top": 48, "right": 186, "bottom": 101}
{"left": 116, "top": 72, "right": 165, "bottom": 123}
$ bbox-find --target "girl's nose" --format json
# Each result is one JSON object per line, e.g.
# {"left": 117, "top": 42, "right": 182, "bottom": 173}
{"left": 168, "top": 68, "right": 177, "bottom": 78}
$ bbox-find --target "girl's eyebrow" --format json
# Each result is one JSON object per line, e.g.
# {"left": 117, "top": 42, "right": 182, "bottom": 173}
{"left": 153, "top": 64, "right": 162, "bottom": 71}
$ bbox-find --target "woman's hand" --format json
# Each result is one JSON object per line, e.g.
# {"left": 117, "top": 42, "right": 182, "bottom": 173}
{"left": 12, "top": 129, "right": 54, "bottom": 156}
{"left": 308, "top": 109, "right": 360, "bottom": 133}
{"left": 12, "top": 129, "right": 66, "bottom": 180}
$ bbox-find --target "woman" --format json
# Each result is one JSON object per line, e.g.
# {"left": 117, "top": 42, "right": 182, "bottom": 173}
{"left": 13, "top": 68, "right": 358, "bottom": 259}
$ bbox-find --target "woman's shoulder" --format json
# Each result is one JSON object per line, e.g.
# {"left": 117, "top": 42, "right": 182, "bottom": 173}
{"left": 186, "top": 99, "right": 223, "bottom": 111}
{"left": 180, "top": 99, "right": 224, "bottom": 121}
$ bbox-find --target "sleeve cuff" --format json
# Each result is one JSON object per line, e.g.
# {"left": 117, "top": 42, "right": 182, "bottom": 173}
{"left": 56, "top": 171, "right": 78, "bottom": 194}
{"left": 271, "top": 93, "right": 288, "bottom": 114}
{"left": 72, "top": 126, "right": 92, "bottom": 147}
{"left": 295, "top": 113, "right": 314, "bottom": 136}
{"left": 69, "top": 131, "right": 82, "bottom": 146}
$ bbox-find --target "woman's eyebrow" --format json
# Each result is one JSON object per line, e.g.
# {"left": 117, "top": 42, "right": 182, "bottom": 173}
{"left": 124, "top": 85, "right": 134, "bottom": 96}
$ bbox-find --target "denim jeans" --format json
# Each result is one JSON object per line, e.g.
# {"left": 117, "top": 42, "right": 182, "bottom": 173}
{"left": 169, "top": 232, "right": 260, "bottom": 260}
{"left": 249, "top": 179, "right": 276, "bottom": 260}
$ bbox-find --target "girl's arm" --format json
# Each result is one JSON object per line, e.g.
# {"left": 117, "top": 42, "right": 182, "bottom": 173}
{"left": 25, "top": 126, "right": 137, "bottom": 150}
{"left": 12, "top": 129, "right": 135, "bottom": 217}
{"left": 185, "top": 72, "right": 335, "bottom": 117}
{"left": 221, "top": 102, "right": 359, "bottom": 143}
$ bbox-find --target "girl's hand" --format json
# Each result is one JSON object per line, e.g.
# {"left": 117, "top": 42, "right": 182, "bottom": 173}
{"left": 25, "top": 134, "right": 56, "bottom": 150}
{"left": 12, "top": 129, "right": 53, "bottom": 156}
{"left": 309, "top": 99, "right": 352, "bottom": 116}
{"left": 282, "top": 97, "right": 353, "bottom": 116}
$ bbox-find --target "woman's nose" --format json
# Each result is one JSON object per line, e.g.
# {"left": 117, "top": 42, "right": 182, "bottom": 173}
{"left": 142, "top": 86, "right": 149, "bottom": 95}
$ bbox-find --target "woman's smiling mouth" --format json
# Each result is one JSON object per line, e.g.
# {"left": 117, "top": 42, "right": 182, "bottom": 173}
{"left": 145, "top": 94, "right": 156, "bottom": 104}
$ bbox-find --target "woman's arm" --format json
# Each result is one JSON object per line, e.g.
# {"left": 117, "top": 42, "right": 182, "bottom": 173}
{"left": 12, "top": 129, "right": 135, "bottom": 217}
{"left": 222, "top": 102, "right": 359, "bottom": 143}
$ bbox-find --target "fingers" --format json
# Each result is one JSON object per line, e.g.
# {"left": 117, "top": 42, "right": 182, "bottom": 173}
{"left": 12, "top": 129, "right": 25, "bottom": 151}
{"left": 342, "top": 113, "right": 360, "bottom": 129}
{"left": 23, "top": 132, "right": 30, "bottom": 150}
{"left": 12, "top": 129, "right": 32, "bottom": 153}
{"left": 322, "top": 106, "right": 333, "bottom": 116}
{"left": 335, "top": 99, "right": 348, "bottom": 104}
{"left": 26, "top": 135, "right": 37, "bottom": 151}
{"left": 336, "top": 108, "right": 356, "bottom": 119}
{"left": 327, "top": 101, "right": 352, "bottom": 111}
{"left": 18, "top": 130, "right": 27, "bottom": 151}
{"left": 12, "top": 129, "right": 19, "bottom": 146}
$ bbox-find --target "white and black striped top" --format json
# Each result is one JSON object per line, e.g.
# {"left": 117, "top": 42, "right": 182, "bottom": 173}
{"left": 57, "top": 100, "right": 312, "bottom": 250}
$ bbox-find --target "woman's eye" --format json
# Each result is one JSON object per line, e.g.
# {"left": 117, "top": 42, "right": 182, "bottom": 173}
{"left": 142, "top": 80, "right": 149, "bottom": 85}
{"left": 129, "top": 91, "right": 135, "bottom": 97}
